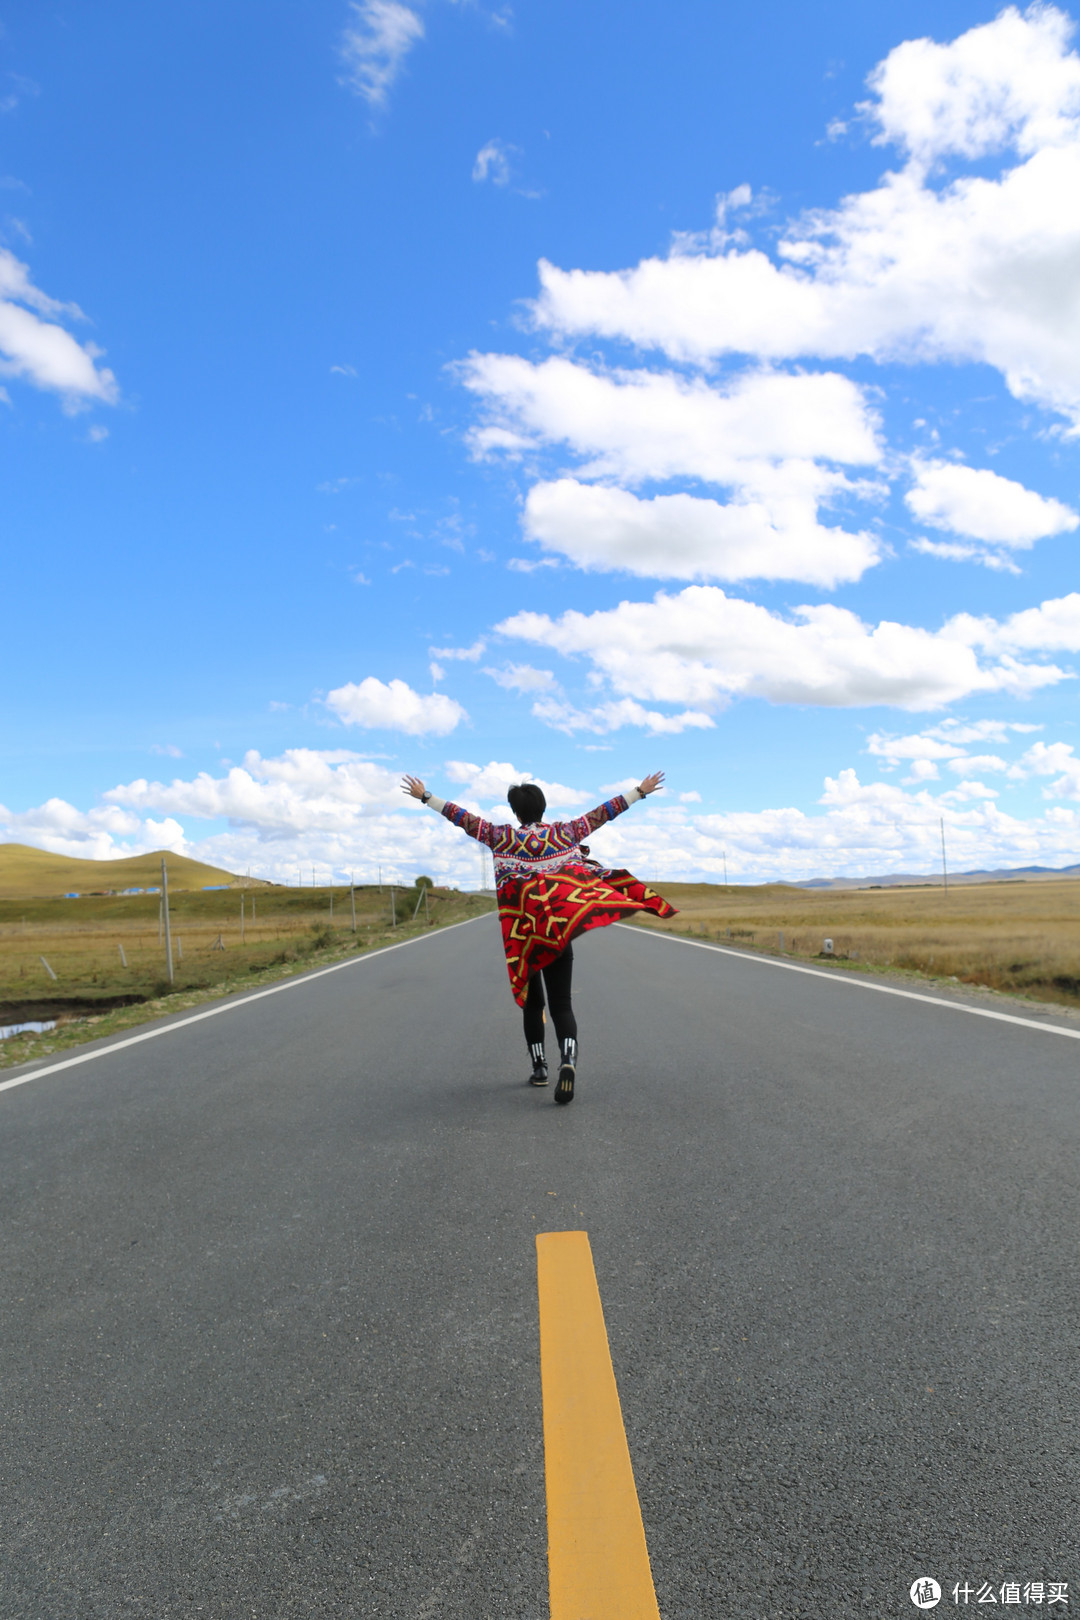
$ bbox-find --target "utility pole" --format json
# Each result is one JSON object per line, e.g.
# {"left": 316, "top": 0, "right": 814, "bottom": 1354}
{"left": 161, "top": 856, "right": 174, "bottom": 984}
{"left": 940, "top": 817, "right": 949, "bottom": 896}
{"left": 241, "top": 894, "right": 245, "bottom": 942}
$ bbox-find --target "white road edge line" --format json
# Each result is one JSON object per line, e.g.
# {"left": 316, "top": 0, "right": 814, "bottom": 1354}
{"left": 618, "top": 925, "right": 1080, "bottom": 1042}
{"left": 0, "top": 914, "right": 489, "bottom": 1096}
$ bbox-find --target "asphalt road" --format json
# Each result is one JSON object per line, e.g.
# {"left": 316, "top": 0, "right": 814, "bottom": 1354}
{"left": 2, "top": 916, "right": 1079, "bottom": 1620}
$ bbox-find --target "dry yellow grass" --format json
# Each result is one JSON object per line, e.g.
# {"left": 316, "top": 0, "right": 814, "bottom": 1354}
{"left": 3, "top": 872, "right": 1078, "bottom": 1070}
{"left": 0, "top": 882, "right": 496, "bottom": 1069}
{"left": 0, "top": 883, "right": 492, "bottom": 1028}
{"left": 635, "top": 877, "right": 1080, "bottom": 1007}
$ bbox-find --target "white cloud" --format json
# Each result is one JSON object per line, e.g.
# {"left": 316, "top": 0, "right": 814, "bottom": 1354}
{"left": 106, "top": 749, "right": 402, "bottom": 832}
{"left": 869, "top": 729, "right": 964, "bottom": 766}
{"left": 867, "top": 717, "right": 1040, "bottom": 773}
{"left": 527, "top": 7, "right": 1080, "bottom": 426}
{"left": 531, "top": 695, "right": 715, "bottom": 736}
{"left": 866, "top": 3, "right": 1080, "bottom": 165}
{"left": 499, "top": 586, "right": 1073, "bottom": 714}
{"left": 325, "top": 677, "right": 467, "bottom": 735}
{"left": 507, "top": 555, "right": 560, "bottom": 573}
{"left": 461, "top": 353, "right": 883, "bottom": 585}
{"left": 868, "top": 718, "right": 1047, "bottom": 782}
{"left": 909, "top": 537, "right": 1022, "bottom": 573}
{"left": 462, "top": 354, "right": 880, "bottom": 479}
{"left": 339, "top": 0, "right": 424, "bottom": 109}
{"left": 1017, "top": 738, "right": 1080, "bottom": 797}
{"left": 0, "top": 248, "right": 118, "bottom": 407}
{"left": 151, "top": 743, "right": 184, "bottom": 758}
{"left": 7, "top": 747, "right": 1080, "bottom": 886}
{"left": 2, "top": 753, "right": 601, "bottom": 884}
{"left": 488, "top": 766, "right": 1080, "bottom": 884}
{"left": 429, "top": 638, "right": 486, "bottom": 661}
{"left": 472, "top": 139, "right": 514, "bottom": 186}
{"left": 482, "top": 663, "right": 558, "bottom": 693}
{"left": 946, "top": 752, "right": 1008, "bottom": 776}
{"left": 0, "top": 797, "right": 183, "bottom": 862}
{"left": 49, "top": 749, "right": 523, "bottom": 884}
{"left": 444, "top": 759, "right": 589, "bottom": 807}
{"left": 950, "top": 590, "right": 1080, "bottom": 654}
{"left": 941, "top": 778, "right": 1001, "bottom": 802}
{"left": 522, "top": 478, "right": 880, "bottom": 587}
{"left": 906, "top": 460, "right": 1077, "bottom": 560}
{"left": 939, "top": 718, "right": 1042, "bottom": 741}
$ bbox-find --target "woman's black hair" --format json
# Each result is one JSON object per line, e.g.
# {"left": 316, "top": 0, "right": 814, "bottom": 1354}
{"left": 507, "top": 782, "right": 547, "bottom": 824}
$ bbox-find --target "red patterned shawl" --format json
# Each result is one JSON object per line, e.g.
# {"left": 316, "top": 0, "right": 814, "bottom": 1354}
{"left": 438, "top": 796, "right": 677, "bottom": 1005}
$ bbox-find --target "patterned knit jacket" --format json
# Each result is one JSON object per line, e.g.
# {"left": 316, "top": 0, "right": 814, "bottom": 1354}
{"left": 425, "top": 788, "right": 645, "bottom": 889}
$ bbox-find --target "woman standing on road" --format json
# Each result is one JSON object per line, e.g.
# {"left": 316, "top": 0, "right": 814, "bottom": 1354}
{"left": 401, "top": 771, "right": 676, "bottom": 1104}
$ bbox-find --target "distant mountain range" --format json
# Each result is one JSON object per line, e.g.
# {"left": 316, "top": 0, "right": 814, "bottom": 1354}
{"left": 794, "top": 862, "right": 1080, "bottom": 891}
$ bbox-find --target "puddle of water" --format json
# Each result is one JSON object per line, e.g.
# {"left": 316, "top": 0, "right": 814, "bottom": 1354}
{"left": 0, "top": 1020, "right": 57, "bottom": 1041}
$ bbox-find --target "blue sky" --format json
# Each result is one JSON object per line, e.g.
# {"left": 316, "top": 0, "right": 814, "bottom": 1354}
{"left": 3, "top": 0, "right": 1080, "bottom": 885}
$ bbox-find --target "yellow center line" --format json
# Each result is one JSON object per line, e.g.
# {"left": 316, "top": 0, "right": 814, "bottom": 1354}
{"left": 536, "top": 1230, "right": 662, "bottom": 1620}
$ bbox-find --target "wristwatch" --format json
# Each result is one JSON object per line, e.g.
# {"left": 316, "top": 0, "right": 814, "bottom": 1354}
{"left": 421, "top": 790, "right": 432, "bottom": 803}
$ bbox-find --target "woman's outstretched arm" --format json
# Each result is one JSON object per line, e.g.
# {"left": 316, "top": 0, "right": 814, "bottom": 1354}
{"left": 565, "top": 769, "right": 665, "bottom": 841}
{"left": 401, "top": 775, "right": 499, "bottom": 847}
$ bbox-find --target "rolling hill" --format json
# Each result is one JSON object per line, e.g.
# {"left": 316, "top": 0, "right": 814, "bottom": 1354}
{"left": 0, "top": 844, "right": 263, "bottom": 899}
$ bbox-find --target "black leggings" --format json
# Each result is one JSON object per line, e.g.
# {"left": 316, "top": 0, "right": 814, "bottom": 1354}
{"left": 522, "top": 945, "right": 578, "bottom": 1048}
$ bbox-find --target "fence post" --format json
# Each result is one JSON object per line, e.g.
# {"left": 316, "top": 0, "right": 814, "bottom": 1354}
{"left": 161, "top": 857, "right": 174, "bottom": 984}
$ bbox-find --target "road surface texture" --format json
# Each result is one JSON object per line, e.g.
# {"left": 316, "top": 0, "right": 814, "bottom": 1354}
{"left": 2, "top": 916, "right": 1078, "bottom": 1619}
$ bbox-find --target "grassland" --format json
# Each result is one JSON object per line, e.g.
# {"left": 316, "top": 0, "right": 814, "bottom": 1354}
{"left": 0, "top": 881, "right": 495, "bottom": 1069}
{"left": 3, "top": 870, "right": 1078, "bottom": 1071}
{"left": 635, "top": 877, "right": 1080, "bottom": 1007}
{"left": 0, "top": 842, "right": 249, "bottom": 899}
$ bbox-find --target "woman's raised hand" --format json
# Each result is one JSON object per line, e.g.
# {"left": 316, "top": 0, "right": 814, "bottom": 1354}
{"left": 402, "top": 775, "right": 427, "bottom": 799}
{"left": 639, "top": 770, "right": 665, "bottom": 795}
